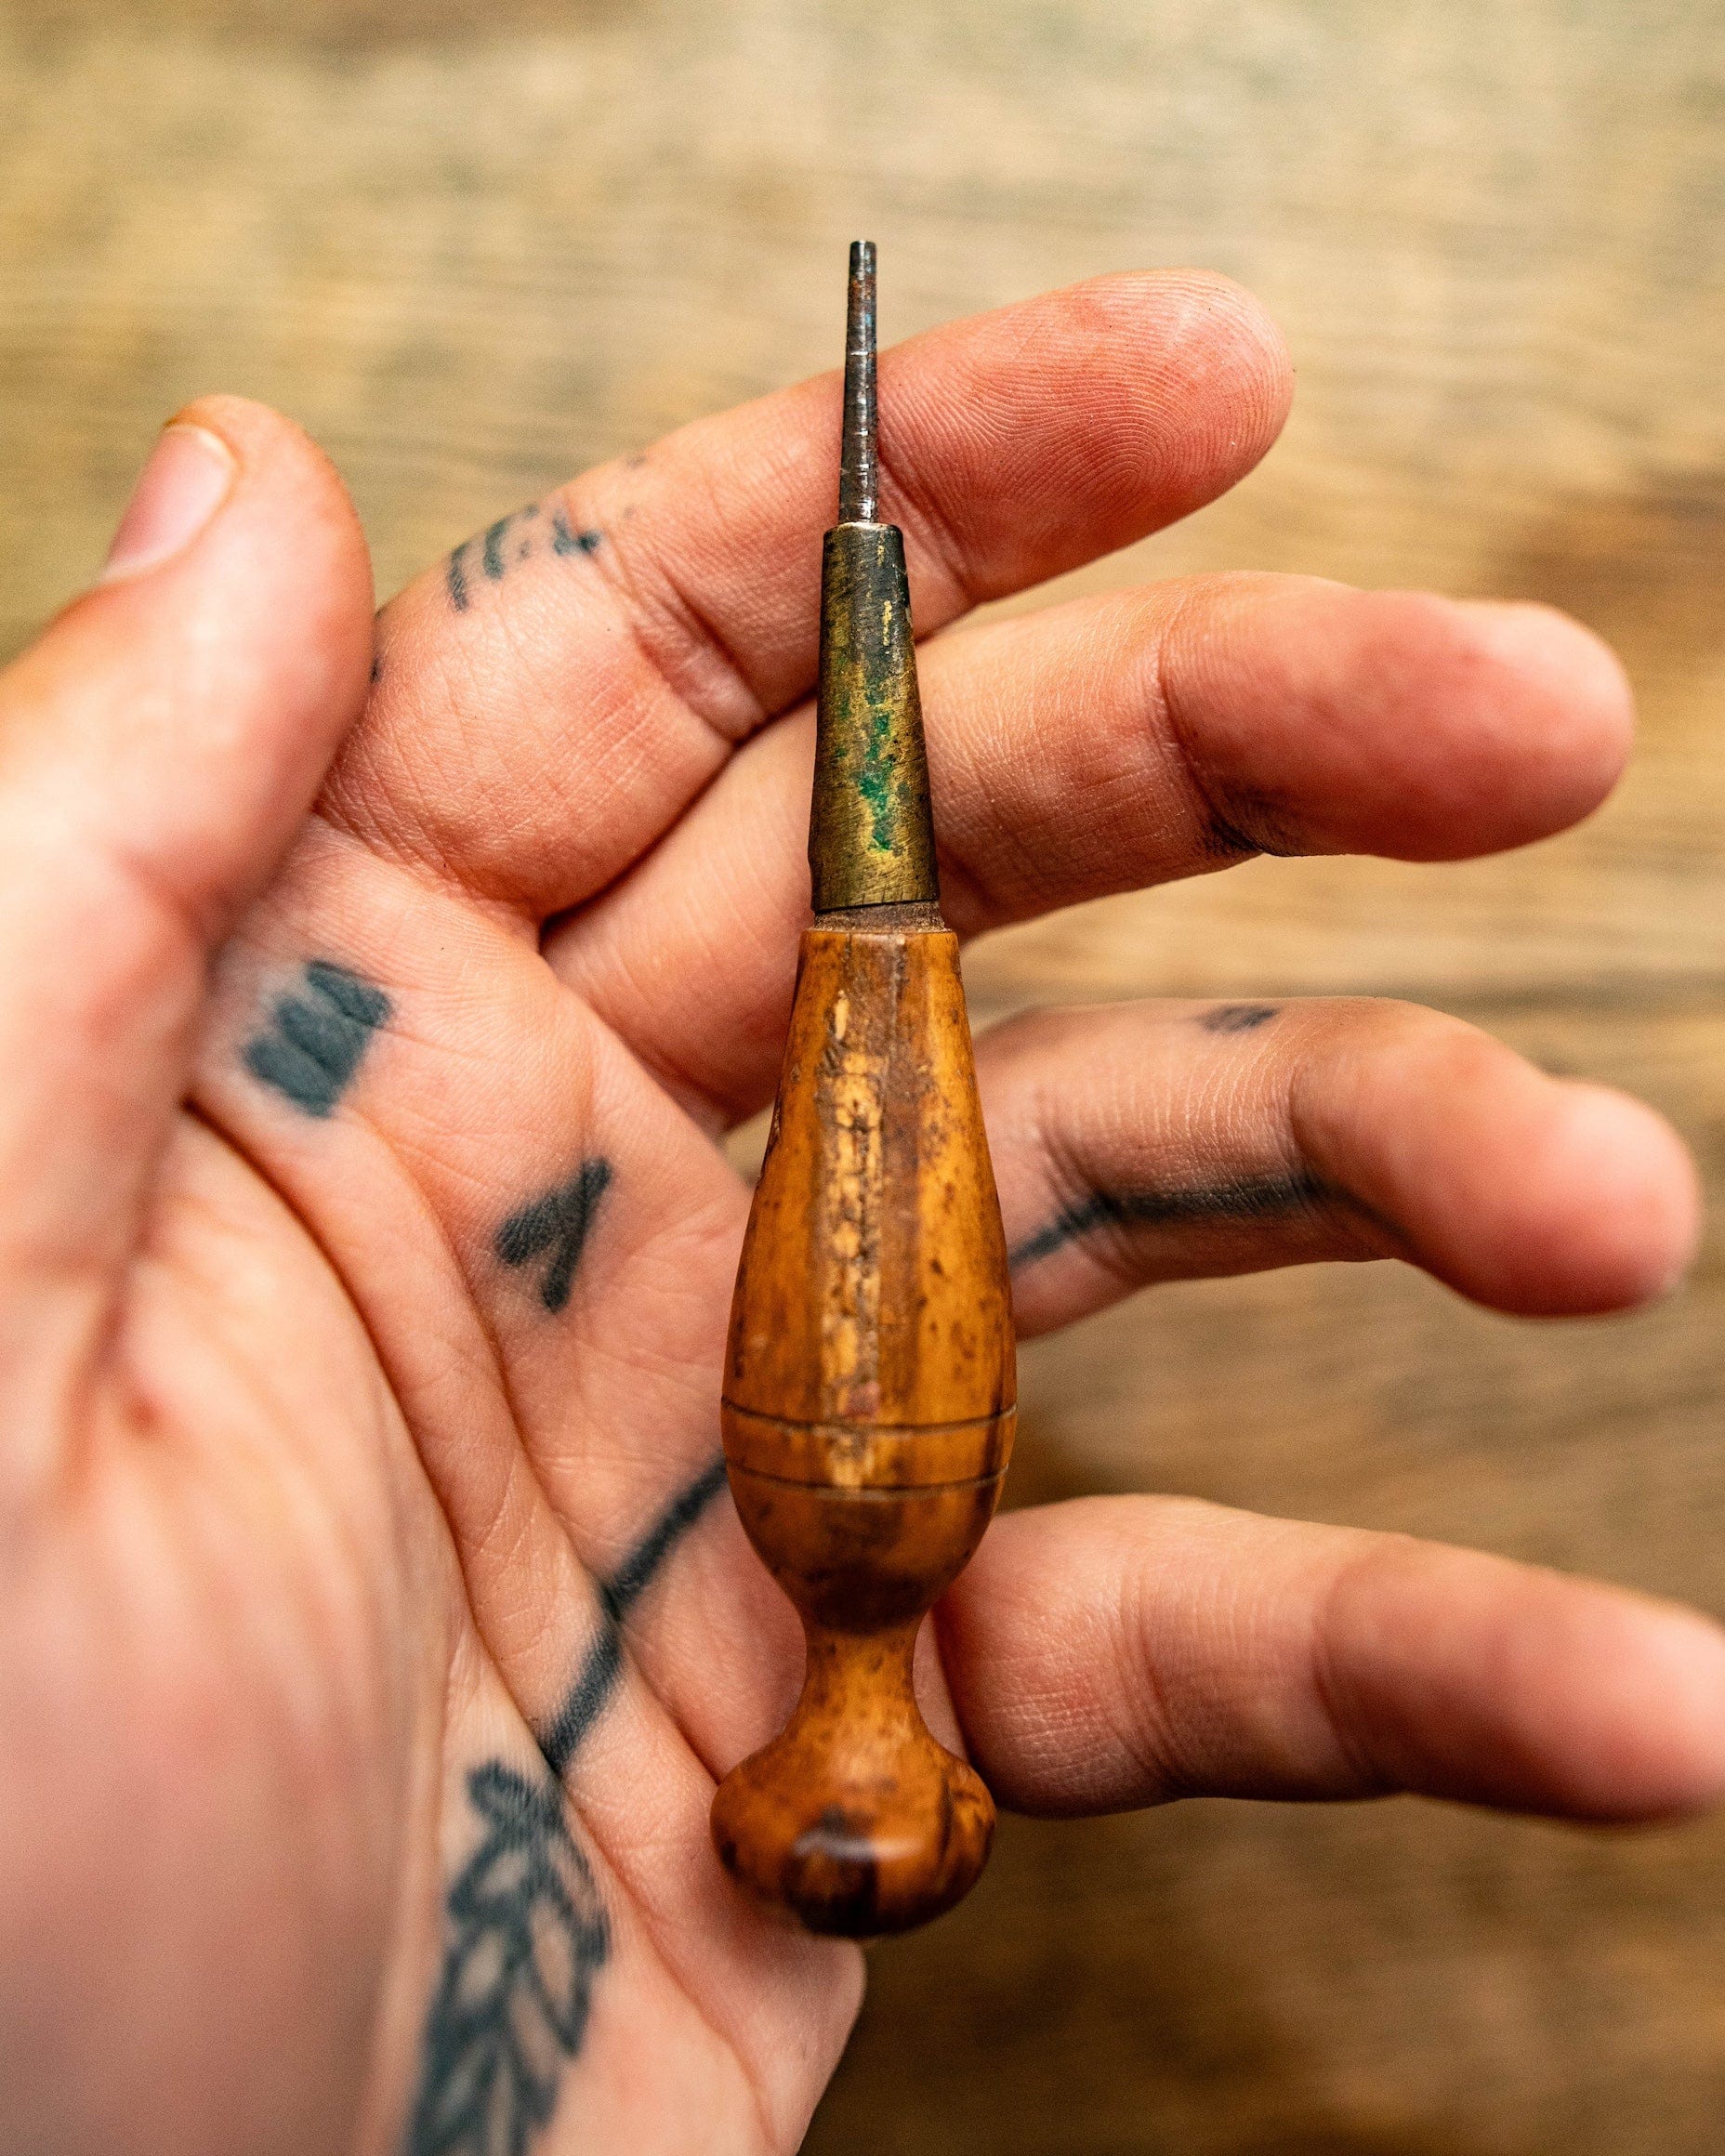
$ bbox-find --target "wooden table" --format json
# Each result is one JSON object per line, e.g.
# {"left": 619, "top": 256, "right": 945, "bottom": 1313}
{"left": 3, "top": 3, "right": 1722, "bottom": 2148}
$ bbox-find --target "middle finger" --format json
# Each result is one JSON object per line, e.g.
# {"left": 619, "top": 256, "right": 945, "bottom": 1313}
{"left": 546, "top": 572, "right": 1632, "bottom": 1122}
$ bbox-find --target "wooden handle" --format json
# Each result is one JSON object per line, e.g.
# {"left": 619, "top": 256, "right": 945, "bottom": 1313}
{"left": 712, "top": 923, "right": 1016, "bottom": 1935}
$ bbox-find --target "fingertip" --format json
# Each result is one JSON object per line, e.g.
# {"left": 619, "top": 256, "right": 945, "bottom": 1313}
{"left": 1334, "top": 1541, "right": 1725, "bottom": 1823}
{"left": 97, "top": 423, "right": 236, "bottom": 586}
{"left": 1015, "top": 266, "right": 1292, "bottom": 412}
{"left": 75, "top": 394, "right": 374, "bottom": 680}
{"left": 1450, "top": 597, "right": 1635, "bottom": 825}
{"left": 172, "top": 389, "right": 333, "bottom": 471}
{"left": 1100, "top": 267, "right": 1295, "bottom": 483}
{"left": 1302, "top": 1014, "right": 1701, "bottom": 1321}
{"left": 1613, "top": 1605, "right": 1725, "bottom": 1819}
{"left": 1534, "top": 1592, "right": 1725, "bottom": 1821}
{"left": 1375, "top": 590, "right": 1632, "bottom": 853}
{"left": 902, "top": 269, "right": 1297, "bottom": 598}
{"left": 2, "top": 393, "right": 374, "bottom": 940}
{"left": 1234, "top": 585, "right": 1635, "bottom": 861}
{"left": 1494, "top": 1081, "right": 1702, "bottom": 1315}
{"left": 169, "top": 393, "right": 375, "bottom": 637}
{"left": 165, "top": 393, "right": 374, "bottom": 702}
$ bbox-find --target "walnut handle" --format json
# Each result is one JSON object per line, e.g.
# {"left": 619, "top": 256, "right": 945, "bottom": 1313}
{"left": 712, "top": 924, "right": 1016, "bottom": 1936}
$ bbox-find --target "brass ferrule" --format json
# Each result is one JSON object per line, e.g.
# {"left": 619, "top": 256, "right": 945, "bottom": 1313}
{"left": 808, "top": 519, "right": 939, "bottom": 914}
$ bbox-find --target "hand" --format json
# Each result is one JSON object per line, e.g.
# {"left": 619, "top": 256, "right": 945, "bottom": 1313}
{"left": 1, "top": 271, "right": 1718, "bottom": 2156}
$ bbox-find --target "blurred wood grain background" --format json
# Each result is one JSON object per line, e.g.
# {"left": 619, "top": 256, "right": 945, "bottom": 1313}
{"left": 4, "top": 2, "right": 1723, "bottom": 2149}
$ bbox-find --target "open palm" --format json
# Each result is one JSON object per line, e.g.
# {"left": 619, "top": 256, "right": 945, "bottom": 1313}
{"left": 2, "top": 271, "right": 1721, "bottom": 2156}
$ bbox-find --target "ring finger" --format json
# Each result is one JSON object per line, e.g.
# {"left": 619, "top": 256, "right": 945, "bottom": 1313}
{"left": 974, "top": 993, "right": 1699, "bottom": 1334}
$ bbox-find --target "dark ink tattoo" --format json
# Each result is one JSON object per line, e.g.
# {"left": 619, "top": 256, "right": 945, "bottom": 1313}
{"left": 550, "top": 508, "right": 601, "bottom": 559}
{"left": 1198, "top": 1003, "right": 1281, "bottom": 1034}
{"left": 600, "top": 1457, "right": 730, "bottom": 1624}
{"left": 1009, "top": 1167, "right": 1333, "bottom": 1271}
{"left": 406, "top": 1761, "right": 610, "bottom": 2156}
{"left": 407, "top": 1460, "right": 729, "bottom": 2154}
{"left": 538, "top": 1455, "right": 730, "bottom": 1775}
{"left": 447, "top": 540, "right": 471, "bottom": 613}
{"left": 481, "top": 506, "right": 540, "bottom": 582}
{"left": 242, "top": 960, "right": 390, "bottom": 1119}
{"left": 444, "top": 502, "right": 602, "bottom": 613}
{"left": 496, "top": 1160, "right": 613, "bottom": 1315}
{"left": 537, "top": 1629, "right": 624, "bottom": 1786}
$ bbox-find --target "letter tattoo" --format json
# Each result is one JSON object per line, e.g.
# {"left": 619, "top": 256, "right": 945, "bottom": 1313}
{"left": 496, "top": 1160, "right": 613, "bottom": 1315}
{"left": 243, "top": 961, "right": 391, "bottom": 1119}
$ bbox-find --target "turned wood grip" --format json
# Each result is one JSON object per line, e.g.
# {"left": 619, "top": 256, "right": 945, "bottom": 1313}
{"left": 711, "top": 924, "right": 1016, "bottom": 1936}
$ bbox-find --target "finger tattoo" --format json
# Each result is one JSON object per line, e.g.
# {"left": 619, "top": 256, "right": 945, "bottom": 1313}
{"left": 446, "top": 501, "right": 603, "bottom": 614}
{"left": 1008, "top": 1167, "right": 1337, "bottom": 1271}
{"left": 495, "top": 1161, "right": 613, "bottom": 1315}
{"left": 406, "top": 1761, "right": 609, "bottom": 2156}
{"left": 1196, "top": 1002, "right": 1281, "bottom": 1034}
{"left": 408, "top": 1461, "right": 730, "bottom": 2156}
{"left": 242, "top": 961, "right": 391, "bottom": 1119}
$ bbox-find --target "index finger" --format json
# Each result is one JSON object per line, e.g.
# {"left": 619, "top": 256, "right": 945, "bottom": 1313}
{"left": 329, "top": 271, "right": 1291, "bottom": 915}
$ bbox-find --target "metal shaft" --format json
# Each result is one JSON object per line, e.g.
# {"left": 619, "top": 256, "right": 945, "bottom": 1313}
{"left": 809, "top": 243, "right": 941, "bottom": 914}
{"left": 838, "top": 240, "right": 877, "bottom": 523}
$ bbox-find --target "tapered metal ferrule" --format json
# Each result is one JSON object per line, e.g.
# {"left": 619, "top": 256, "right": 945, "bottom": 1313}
{"left": 809, "top": 243, "right": 940, "bottom": 915}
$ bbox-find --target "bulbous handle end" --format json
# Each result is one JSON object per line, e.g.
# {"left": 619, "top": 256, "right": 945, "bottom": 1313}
{"left": 710, "top": 1620, "right": 994, "bottom": 1937}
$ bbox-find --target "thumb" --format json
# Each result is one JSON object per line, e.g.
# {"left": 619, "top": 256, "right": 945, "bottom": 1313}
{"left": 0, "top": 396, "right": 372, "bottom": 1408}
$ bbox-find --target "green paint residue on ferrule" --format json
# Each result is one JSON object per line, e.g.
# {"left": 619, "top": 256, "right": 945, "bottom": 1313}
{"left": 809, "top": 519, "right": 938, "bottom": 911}
{"left": 856, "top": 693, "right": 899, "bottom": 852}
